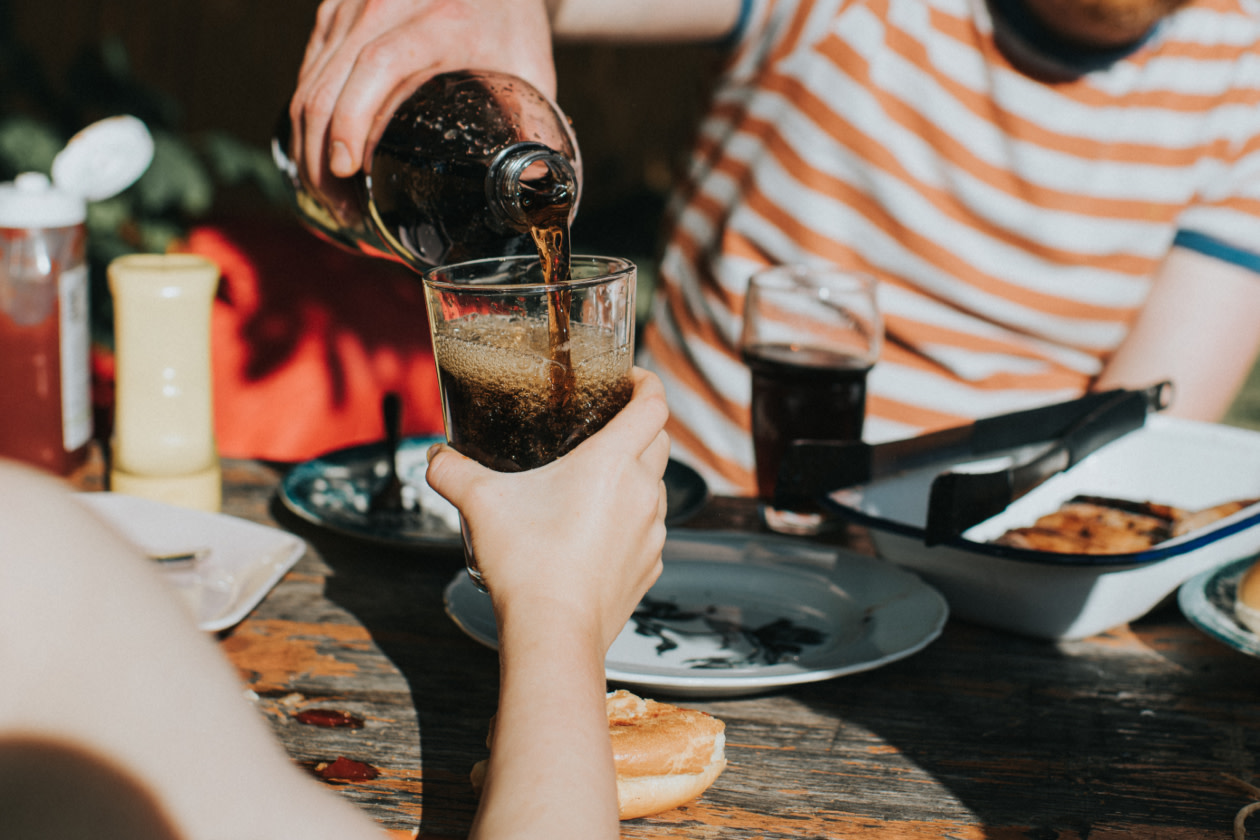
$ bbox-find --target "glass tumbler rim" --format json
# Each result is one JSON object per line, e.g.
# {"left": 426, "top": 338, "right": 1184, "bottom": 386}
{"left": 422, "top": 254, "right": 635, "bottom": 293}
{"left": 748, "top": 263, "right": 878, "bottom": 294}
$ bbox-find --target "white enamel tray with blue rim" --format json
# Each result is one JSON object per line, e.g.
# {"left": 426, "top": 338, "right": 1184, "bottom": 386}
{"left": 444, "top": 530, "right": 948, "bottom": 698}
{"left": 1179, "top": 555, "right": 1260, "bottom": 658}
{"left": 823, "top": 416, "right": 1260, "bottom": 640}
{"left": 281, "top": 436, "right": 711, "bottom": 548}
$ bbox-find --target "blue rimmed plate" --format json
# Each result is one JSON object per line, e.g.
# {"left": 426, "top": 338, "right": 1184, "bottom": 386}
{"left": 280, "top": 435, "right": 461, "bottom": 548}
{"left": 1179, "top": 555, "right": 1260, "bottom": 658}
{"left": 281, "top": 436, "right": 711, "bottom": 549}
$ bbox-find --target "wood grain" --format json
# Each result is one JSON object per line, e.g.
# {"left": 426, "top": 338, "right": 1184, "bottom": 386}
{"left": 89, "top": 458, "right": 1260, "bottom": 838}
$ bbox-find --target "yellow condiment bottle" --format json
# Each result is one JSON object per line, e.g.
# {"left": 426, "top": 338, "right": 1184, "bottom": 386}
{"left": 108, "top": 253, "right": 221, "bottom": 511}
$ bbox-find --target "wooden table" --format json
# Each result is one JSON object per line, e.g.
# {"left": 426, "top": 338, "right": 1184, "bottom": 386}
{"left": 150, "top": 459, "right": 1260, "bottom": 838}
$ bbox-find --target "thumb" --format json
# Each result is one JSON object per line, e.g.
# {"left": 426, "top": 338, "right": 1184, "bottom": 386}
{"left": 424, "top": 443, "right": 488, "bottom": 509}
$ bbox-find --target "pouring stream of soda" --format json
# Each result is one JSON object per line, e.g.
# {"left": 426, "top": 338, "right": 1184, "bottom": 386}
{"left": 521, "top": 172, "right": 576, "bottom": 407}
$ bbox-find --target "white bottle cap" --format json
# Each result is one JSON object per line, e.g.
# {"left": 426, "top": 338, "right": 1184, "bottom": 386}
{"left": 53, "top": 114, "right": 154, "bottom": 202}
{"left": 0, "top": 172, "right": 86, "bottom": 228}
{"left": 0, "top": 114, "right": 154, "bottom": 230}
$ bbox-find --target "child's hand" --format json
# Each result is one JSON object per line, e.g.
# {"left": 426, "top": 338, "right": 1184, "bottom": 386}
{"left": 426, "top": 367, "right": 670, "bottom": 651}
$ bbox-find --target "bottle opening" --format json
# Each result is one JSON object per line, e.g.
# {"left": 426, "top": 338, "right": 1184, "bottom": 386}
{"left": 487, "top": 142, "right": 579, "bottom": 232}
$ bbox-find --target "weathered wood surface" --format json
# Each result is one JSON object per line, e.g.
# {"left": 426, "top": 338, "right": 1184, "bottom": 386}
{"left": 127, "top": 460, "right": 1260, "bottom": 838}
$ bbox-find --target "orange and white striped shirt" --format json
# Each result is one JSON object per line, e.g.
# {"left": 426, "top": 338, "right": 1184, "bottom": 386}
{"left": 639, "top": 0, "right": 1260, "bottom": 495}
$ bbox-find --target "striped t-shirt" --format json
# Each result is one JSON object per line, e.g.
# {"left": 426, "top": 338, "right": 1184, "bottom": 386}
{"left": 639, "top": 0, "right": 1260, "bottom": 496}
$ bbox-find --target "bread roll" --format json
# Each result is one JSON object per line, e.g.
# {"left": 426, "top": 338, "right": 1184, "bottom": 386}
{"left": 470, "top": 689, "right": 726, "bottom": 820}
{"left": 1235, "top": 559, "right": 1260, "bottom": 635}
{"left": 606, "top": 689, "right": 726, "bottom": 819}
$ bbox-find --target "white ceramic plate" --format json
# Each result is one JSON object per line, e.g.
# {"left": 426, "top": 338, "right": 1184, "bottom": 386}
{"left": 826, "top": 416, "right": 1260, "bottom": 639}
{"left": 1179, "top": 556, "right": 1260, "bottom": 658}
{"left": 77, "top": 493, "right": 305, "bottom": 632}
{"left": 444, "top": 530, "right": 948, "bottom": 697}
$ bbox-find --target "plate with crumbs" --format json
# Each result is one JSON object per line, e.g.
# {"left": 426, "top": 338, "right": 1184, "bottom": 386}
{"left": 444, "top": 530, "right": 947, "bottom": 697}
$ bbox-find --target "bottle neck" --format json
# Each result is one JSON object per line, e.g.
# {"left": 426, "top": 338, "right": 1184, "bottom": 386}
{"left": 486, "top": 142, "right": 579, "bottom": 233}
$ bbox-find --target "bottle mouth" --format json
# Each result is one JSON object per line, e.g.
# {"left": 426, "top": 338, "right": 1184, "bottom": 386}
{"left": 486, "top": 142, "right": 580, "bottom": 232}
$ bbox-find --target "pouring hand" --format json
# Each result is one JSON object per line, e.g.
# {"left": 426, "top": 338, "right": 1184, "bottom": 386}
{"left": 289, "top": 0, "right": 557, "bottom": 193}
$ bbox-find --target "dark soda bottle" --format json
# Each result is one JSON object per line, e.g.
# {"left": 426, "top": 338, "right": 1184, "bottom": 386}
{"left": 273, "top": 70, "right": 581, "bottom": 270}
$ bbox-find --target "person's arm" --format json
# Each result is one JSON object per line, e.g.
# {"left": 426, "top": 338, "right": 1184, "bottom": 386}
{"left": 0, "top": 463, "right": 384, "bottom": 840}
{"left": 290, "top": 0, "right": 557, "bottom": 189}
{"left": 1093, "top": 247, "right": 1260, "bottom": 421}
{"left": 547, "top": 0, "right": 742, "bottom": 42}
{"left": 426, "top": 367, "right": 671, "bottom": 840}
{"left": 0, "top": 368, "right": 668, "bottom": 840}
{"left": 288, "top": 0, "right": 743, "bottom": 191}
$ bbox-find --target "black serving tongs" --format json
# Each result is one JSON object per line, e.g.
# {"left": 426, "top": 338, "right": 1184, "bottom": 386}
{"left": 921, "top": 381, "right": 1172, "bottom": 544}
{"left": 774, "top": 381, "right": 1173, "bottom": 540}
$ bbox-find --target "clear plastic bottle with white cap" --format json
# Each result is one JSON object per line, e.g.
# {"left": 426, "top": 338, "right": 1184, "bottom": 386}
{"left": 0, "top": 115, "right": 153, "bottom": 474}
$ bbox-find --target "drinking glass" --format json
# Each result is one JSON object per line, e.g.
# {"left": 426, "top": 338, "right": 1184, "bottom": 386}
{"left": 740, "top": 264, "right": 883, "bottom": 535}
{"left": 423, "top": 255, "right": 636, "bottom": 586}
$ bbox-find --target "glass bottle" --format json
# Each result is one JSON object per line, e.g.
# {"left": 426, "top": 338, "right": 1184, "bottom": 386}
{"left": 273, "top": 70, "right": 582, "bottom": 270}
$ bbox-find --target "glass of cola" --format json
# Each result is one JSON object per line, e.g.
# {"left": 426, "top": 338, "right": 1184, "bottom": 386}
{"left": 423, "top": 255, "right": 637, "bottom": 587}
{"left": 740, "top": 264, "right": 883, "bottom": 535}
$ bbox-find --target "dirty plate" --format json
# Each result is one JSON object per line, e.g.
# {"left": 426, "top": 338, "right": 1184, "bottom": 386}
{"left": 280, "top": 435, "right": 461, "bottom": 548}
{"left": 445, "top": 530, "right": 947, "bottom": 697}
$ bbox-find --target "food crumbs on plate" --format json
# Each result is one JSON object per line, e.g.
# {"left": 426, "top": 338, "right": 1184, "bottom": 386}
{"left": 295, "top": 708, "right": 365, "bottom": 728}
{"left": 315, "top": 756, "right": 379, "bottom": 781}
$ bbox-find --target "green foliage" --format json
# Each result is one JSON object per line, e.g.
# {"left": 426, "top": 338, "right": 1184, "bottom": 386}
{"left": 0, "top": 31, "right": 287, "bottom": 344}
{"left": 0, "top": 118, "right": 285, "bottom": 265}
{"left": 0, "top": 24, "right": 288, "bottom": 255}
{"left": 202, "top": 130, "right": 290, "bottom": 207}
{"left": 0, "top": 116, "right": 60, "bottom": 172}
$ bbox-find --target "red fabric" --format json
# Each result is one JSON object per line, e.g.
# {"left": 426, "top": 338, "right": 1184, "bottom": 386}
{"left": 181, "top": 218, "right": 444, "bottom": 462}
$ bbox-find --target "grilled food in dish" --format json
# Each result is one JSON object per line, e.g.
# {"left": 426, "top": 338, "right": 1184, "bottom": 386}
{"left": 994, "top": 495, "right": 1258, "bottom": 554}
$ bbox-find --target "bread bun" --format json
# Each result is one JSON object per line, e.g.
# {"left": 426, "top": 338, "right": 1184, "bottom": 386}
{"left": 606, "top": 689, "right": 726, "bottom": 819}
{"left": 470, "top": 689, "right": 726, "bottom": 820}
{"left": 1236, "top": 559, "right": 1260, "bottom": 635}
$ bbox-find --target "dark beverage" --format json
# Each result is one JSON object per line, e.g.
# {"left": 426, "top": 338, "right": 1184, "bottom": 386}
{"left": 364, "top": 71, "right": 580, "bottom": 270}
{"left": 369, "top": 133, "right": 538, "bottom": 267}
{"left": 369, "top": 70, "right": 582, "bottom": 402}
{"left": 425, "top": 255, "right": 636, "bottom": 585}
{"left": 433, "top": 313, "right": 632, "bottom": 472}
{"left": 743, "top": 342, "right": 871, "bottom": 502}
{"left": 521, "top": 153, "right": 576, "bottom": 402}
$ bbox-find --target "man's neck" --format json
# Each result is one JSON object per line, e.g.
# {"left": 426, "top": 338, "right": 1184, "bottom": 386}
{"left": 987, "top": 0, "right": 1163, "bottom": 77}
